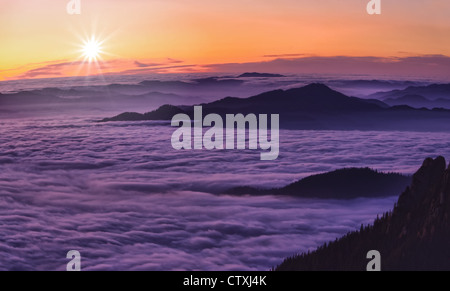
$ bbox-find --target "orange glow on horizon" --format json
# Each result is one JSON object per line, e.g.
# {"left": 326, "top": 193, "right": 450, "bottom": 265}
{"left": 1, "top": 0, "right": 450, "bottom": 81}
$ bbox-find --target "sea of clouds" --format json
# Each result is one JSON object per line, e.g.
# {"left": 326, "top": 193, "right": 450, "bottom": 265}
{"left": 1, "top": 116, "right": 450, "bottom": 270}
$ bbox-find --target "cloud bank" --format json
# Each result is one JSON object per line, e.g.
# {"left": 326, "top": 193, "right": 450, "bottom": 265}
{"left": 1, "top": 116, "right": 450, "bottom": 270}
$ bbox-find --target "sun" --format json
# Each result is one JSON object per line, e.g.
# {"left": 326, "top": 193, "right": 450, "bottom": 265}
{"left": 81, "top": 36, "right": 103, "bottom": 62}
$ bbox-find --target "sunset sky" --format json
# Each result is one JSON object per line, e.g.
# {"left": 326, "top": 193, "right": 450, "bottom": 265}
{"left": 1, "top": 0, "right": 450, "bottom": 80}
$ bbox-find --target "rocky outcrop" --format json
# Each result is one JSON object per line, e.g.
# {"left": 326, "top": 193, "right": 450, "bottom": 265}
{"left": 276, "top": 157, "right": 450, "bottom": 271}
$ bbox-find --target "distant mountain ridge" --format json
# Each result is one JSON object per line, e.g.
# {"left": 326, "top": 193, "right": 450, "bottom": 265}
{"left": 0, "top": 77, "right": 246, "bottom": 109}
{"left": 369, "top": 83, "right": 450, "bottom": 109}
{"left": 384, "top": 95, "right": 450, "bottom": 109}
{"left": 276, "top": 156, "right": 450, "bottom": 271}
{"left": 226, "top": 168, "right": 411, "bottom": 199}
{"left": 100, "top": 83, "right": 450, "bottom": 131}
{"left": 370, "top": 83, "right": 450, "bottom": 100}
{"left": 238, "top": 72, "right": 286, "bottom": 78}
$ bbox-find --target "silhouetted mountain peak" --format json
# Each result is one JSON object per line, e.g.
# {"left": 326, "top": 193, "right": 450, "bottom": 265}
{"left": 396, "top": 156, "right": 446, "bottom": 213}
{"left": 413, "top": 156, "right": 445, "bottom": 192}
{"left": 198, "top": 83, "right": 380, "bottom": 113}
{"left": 296, "top": 83, "right": 336, "bottom": 93}
{"left": 247, "top": 83, "right": 362, "bottom": 104}
{"left": 277, "top": 83, "right": 346, "bottom": 99}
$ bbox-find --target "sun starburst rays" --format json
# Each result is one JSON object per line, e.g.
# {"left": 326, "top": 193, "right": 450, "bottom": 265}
{"left": 70, "top": 33, "right": 112, "bottom": 79}
{"left": 68, "top": 22, "right": 119, "bottom": 79}
{"left": 81, "top": 36, "right": 104, "bottom": 62}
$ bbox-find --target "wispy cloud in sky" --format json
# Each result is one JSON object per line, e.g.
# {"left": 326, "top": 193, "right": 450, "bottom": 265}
{"left": 4, "top": 54, "right": 450, "bottom": 81}
{"left": 6, "top": 58, "right": 199, "bottom": 80}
